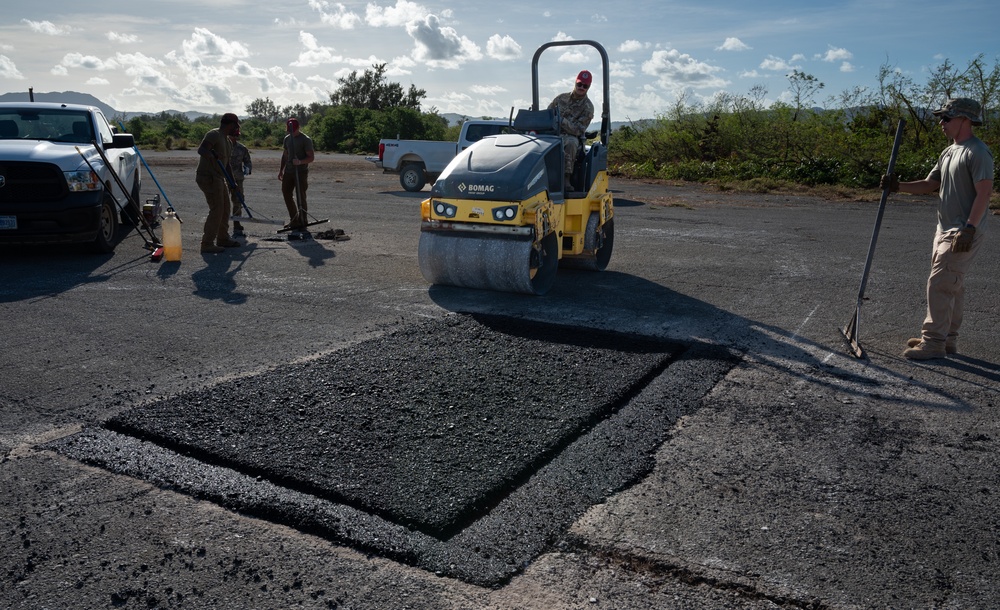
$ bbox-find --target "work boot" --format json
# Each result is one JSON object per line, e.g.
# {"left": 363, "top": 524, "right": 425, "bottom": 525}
{"left": 907, "top": 337, "right": 957, "bottom": 355}
{"left": 233, "top": 221, "right": 245, "bottom": 235}
{"left": 902, "top": 340, "right": 947, "bottom": 360}
{"left": 201, "top": 244, "right": 225, "bottom": 253}
{"left": 217, "top": 238, "right": 241, "bottom": 248}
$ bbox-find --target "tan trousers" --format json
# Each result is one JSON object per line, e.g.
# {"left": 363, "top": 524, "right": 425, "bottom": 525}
{"left": 196, "top": 174, "right": 230, "bottom": 246}
{"left": 920, "top": 228, "right": 984, "bottom": 345}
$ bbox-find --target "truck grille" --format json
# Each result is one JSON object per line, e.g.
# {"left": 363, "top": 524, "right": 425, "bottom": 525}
{"left": 0, "top": 162, "right": 69, "bottom": 204}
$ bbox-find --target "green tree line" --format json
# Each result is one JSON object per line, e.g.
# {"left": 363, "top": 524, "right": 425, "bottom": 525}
{"left": 120, "top": 63, "right": 451, "bottom": 153}
{"left": 611, "top": 55, "right": 1000, "bottom": 190}
{"left": 120, "top": 56, "right": 999, "bottom": 191}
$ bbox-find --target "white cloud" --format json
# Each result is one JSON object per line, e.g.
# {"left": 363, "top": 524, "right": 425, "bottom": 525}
{"left": 406, "top": 15, "right": 482, "bottom": 68}
{"left": 292, "top": 31, "right": 341, "bottom": 66}
{"left": 717, "top": 37, "right": 751, "bottom": 52}
{"left": 170, "top": 28, "right": 251, "bottom": 67}
{"left": 591, "top": 14, "right": 608, "bottom": 22}
{"left": 611, "top": 60, "right": 636, "bottom": 78}
{"left": 59, "top": 53, "right": 120, "bottom": 71}
{"left": 470, "top": 84, "right": 507, "bottom": 95}
{"left": 759, "top": 55, "right": 798, "bottom": 71}
{"left": 367, "top": 0, "right": 428, "bottom": 28}
{"left": 642, "top": 48, "right": 728, "bottom": 90}
{"left": 21, "top": 20, "right": 71, "bottom": 36}
{"left": 840, "top": 61, "right": 855, "bottom": 73}
{"left": 486, "top": 34, "right": 521, "bottom": 60}
{"left": 86, "top": 77, "right": 111, "bottom": 86}
{"left": 618, "top": 40, "right": 648, "bottom": 53}
{"left": 107, "top": 32, "right": 139, "bottom": 44}
{"left": 818, "top": 46, "right": 852, "bottom": 62}
{"left": 0, "top": 55, "right": 25, "bottom": 80}
{"left": 308, "top": 0, "right": 363, "bottom": 28}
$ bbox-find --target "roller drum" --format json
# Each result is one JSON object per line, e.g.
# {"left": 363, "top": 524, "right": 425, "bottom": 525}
{"left": 419, "top": 231, "right": 558, "bottom": 295}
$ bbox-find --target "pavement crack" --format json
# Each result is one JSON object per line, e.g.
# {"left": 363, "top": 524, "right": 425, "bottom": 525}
{"left": 566, "top": 537, "right": 832, "bottom": 609}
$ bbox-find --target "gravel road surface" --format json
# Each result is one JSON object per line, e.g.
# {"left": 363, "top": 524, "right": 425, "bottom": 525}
{"left": 2, "top": 151, "right": 998, "bottom": 609}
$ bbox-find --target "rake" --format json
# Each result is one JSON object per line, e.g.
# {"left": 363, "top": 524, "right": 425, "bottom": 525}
{"left": 841, "top": 118, "right": 906, "bottom": 359}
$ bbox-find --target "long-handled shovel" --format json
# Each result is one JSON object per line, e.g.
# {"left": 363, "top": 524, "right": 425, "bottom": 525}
{"left": 212, "top": 157, "right": 282, "bottom": 225}
{"left": 840, "top": 118, "right": 906, "bottom": 358}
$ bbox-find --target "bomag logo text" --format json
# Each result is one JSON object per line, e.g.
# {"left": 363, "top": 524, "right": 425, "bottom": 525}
{"left": 465, "top": 184, "right": 495, "bottom": 193}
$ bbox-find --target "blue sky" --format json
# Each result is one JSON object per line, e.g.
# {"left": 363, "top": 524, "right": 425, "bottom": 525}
{"left": 1, "top": 0, "right": 995, "bottom": 121}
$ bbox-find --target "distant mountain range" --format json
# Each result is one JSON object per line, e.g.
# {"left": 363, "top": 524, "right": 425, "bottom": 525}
{"left": 0, "top": 91, "right": 638, "bottom": 130}
{"left": 0, "top": 90, "right": 210, "bottom": 121}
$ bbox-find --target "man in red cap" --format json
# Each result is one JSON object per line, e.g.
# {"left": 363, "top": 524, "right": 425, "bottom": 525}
{"left": 548, "top": 69, "right": 595, "bottom": 190}
{"left": 278, "top": 117, "right": 315, "bottom": 230}
{"left": 195, "top": 112, "right": 241, "bottom": 253}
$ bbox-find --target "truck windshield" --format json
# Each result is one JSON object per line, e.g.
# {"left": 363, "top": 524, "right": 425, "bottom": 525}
{"left": 0, "top": 109, "right": 94, "bottom": 143}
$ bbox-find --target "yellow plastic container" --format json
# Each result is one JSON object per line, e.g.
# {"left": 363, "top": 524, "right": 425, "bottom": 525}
{"left": 162, "top": 211, "right": 182, "bottom": 261}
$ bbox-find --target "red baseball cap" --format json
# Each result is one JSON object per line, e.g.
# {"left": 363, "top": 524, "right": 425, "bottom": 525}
{"left": 576, "top": 70, "right": 593, "bottom": 86}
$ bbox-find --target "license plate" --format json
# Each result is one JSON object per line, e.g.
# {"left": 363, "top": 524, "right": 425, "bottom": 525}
{"left": 0, "top": 216, "right": 16, "bottom": 230}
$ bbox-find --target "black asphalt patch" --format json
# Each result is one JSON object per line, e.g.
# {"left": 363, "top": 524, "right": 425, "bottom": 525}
{"left": 51, "top": 314, "right": 738, "bottom": 585}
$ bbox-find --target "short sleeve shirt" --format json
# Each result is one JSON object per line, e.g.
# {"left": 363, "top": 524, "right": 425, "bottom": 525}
{"left": 927, "top": 136, "right": 993, "bottom": 233}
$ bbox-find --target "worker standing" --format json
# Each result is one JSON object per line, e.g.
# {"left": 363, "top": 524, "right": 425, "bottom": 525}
{"left": 278, "top": 118, "right": 315, "bottom": 230}
{"left": 228, "top": 128, "right": 252, "bottom": 236}
{"left": 881, "top": 98, "right": 994, "bottom": 359}
{"left": 195, "top": 113, "right": 241, "bottom": 253}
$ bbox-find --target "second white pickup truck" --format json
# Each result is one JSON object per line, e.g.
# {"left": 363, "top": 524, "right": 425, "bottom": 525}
{"left": 369, "top": 119, "right": 510, "bottom": 191}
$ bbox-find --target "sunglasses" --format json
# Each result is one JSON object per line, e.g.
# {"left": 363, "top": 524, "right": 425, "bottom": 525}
{"left": 576, "top": 82, "right": 590, "bottom": 89}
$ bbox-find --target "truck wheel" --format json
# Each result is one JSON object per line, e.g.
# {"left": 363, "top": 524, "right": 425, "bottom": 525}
{"left": 92, "top": 193, "right": 119, "bottom": 253}
{"left": 400, "top": 163, "right": 426, "bottom": 192}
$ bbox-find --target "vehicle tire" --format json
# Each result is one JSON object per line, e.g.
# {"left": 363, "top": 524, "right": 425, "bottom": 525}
{"left": 400, "top": 163, "right": 426, "bottom": 192}
{"left": 92, "top": 193, "right": 119, "bottom": 253}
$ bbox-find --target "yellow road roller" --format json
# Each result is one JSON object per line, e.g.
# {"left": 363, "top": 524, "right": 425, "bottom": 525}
{"left": 418, "top": 40, "right": 614, "bottom": 295}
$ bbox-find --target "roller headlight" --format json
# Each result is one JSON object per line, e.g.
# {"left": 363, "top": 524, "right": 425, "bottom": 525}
{"left": 492, "top": 205, "right": 518, "bottom": 221}
{"left": 433, "top": 202, "right": 457, "bottom": 218}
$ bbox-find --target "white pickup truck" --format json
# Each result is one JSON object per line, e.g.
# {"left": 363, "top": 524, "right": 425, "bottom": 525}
{"left": 369, "top": 119, "right": 511, "bottom": 191}
{"left": 0, "top": 102, "right": 141, "bottom": 252}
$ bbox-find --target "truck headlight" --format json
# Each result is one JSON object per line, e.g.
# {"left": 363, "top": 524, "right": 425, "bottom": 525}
{"left": 65, "top": 170, "right": 100, "bottom": 192}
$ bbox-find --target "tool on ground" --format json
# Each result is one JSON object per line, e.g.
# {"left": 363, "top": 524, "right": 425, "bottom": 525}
{"left": 76, "top": 145, "right": 161, "bottom": 252}
{"left": 277, "top": 134, "right": 328, "bottom": 234}
{"left": 212, "top": 156, "right": 282, "bottom": 225}
{"left": 118, "top": 121, "right": 182, "bottom": 223}
{"left": 417, "top": 40, "right": 614, "bottom": 295}
{"left": 841, "top": 118, "right": 906, "bottom": 359}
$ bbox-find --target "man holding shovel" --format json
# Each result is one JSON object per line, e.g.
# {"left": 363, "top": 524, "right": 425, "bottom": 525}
{"left": 195, "top": 112, "right": 242, "bottom": 253}
{"left": 278, "top": 117, "right": 315, "bottom": 231}
{"left": 881, "top": 98, "right": 994, "bottom": 360}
